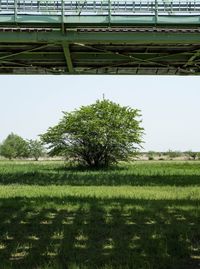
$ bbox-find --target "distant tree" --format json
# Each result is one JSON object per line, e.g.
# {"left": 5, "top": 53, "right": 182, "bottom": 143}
{"left": 0, "top": 133, "right": 29, "bottom": 160}
{"left": 28, "top": 139, "right": 45, "bottom": 161}
{"left": 41, "top": 99, "right": 144, "bottom": 168}
{"left": 185, "top": 150, "right": 198, "bottom": 160}
{"left": 167, "top": 150, "right": 182, "bottom": 159}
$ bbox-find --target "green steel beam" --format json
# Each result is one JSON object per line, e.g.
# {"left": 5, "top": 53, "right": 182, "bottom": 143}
{"left": 0, "top": 52, "right": 195, "bottom": 64}
{"left": 74, "top": 44, "right": 175, "bottom": 70}
{"left": 62, "top": 42, "right": 74, "bottom": 73}
{"left": 141, "top": 49, "right": 200, "bottom": 64}
{"left": 0, "top": 44, "right": 52, "bottom": 61}
{"left": 1, "top": 31, "right": 200, "bottom": 44}
{"left": 0, "top": 25, "right": 200, "bottom": 75}
{"left": 0, "top": 51, "right": 196, "bottom": 57}
{"left": 0, "top": 60, "right": 32, "bottom": 67}
{"left": 72, "top": 53, "right": 191, "bottom": 62}
{"left": 72, "top": 42, "right": 197, "bottom": 71}
{"left": 184, "top": 49, "right": 200, "bottom": 67}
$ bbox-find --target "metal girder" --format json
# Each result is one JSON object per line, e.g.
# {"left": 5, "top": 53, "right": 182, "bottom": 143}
{"left": 1, "top": 0, "right": 200, "bottom": 75}
{"left": 0, "top": 51, "right": 197, "bottom": 59}
{"left": 0, "top": 51, "right": 196, "bottom": 65}
{"left": 73, "top": 42, "right": 191, "bottom": 73}
{"left": 0, "top": 44, "right": 52, "bottom": 62}
{"left": 1, "top": 31, "right": 200, "bottom": 44}
{"left": 62, "top": 42, "right": 74, "bottom": 73}
{"left": 184, "top": 49, "right": 200, "bottom": 67}
{"left": 1, "top": 28, "right": 200, "bottom": 75}
{"left": 72, "top": 52, "right": 191, "bottom": 61}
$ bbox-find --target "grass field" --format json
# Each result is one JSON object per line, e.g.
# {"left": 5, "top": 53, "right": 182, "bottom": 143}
{"left": 0, "top": 161, "right": 199, "bottom": 269}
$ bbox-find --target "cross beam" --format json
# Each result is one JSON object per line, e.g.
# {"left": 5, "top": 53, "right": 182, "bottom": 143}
{"left": 1, "top": 31, "right": 200, "bottom": 44}
{"left": 184, "top": 49, "right": 200, "bottom": 67}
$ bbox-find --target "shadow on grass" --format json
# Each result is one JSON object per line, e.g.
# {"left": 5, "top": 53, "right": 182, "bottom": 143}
{"left": 0, "top": 170, "right": 200, "bottom": 186}
{"left": 0, "top": 196, "right": 199, "bottom": 269}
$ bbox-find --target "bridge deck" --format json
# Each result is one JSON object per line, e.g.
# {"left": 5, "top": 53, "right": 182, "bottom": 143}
{"left": 1, "top": 1, "right": 200, "bottom": 75}
{"left": 1, "top": 0, "right": 200, "bottom": 26}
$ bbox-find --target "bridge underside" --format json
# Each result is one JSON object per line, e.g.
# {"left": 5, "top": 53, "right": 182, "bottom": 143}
{"left": 1, "top": 0, "right": 200, "bottom": 75}
{"left": 1, "top": 28, "right": 200, "bottom": 75}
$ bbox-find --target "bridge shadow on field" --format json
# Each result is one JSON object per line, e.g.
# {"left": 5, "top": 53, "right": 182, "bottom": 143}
{"left": 0, "top": 196, "right": 199, "bottom": 269}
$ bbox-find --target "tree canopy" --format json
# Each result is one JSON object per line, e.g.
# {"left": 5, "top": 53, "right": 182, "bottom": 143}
{"left": 28, "top": 139, "right": 45, "bottom": 161}
{"left": 41, "top": 99, "right": 144, "bottom": 168}
{"left": 0, "top": 133, "right": 29, "bottom": 159}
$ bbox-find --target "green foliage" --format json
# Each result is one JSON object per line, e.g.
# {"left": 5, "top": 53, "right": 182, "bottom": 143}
{"left": 0, "top": 133, "right": 29, "bottom": 160}
{"left": 167, "top": 150, "right": 182, "bottom": 159}
{"left": 41, "top": 99, "right": 144, "bottom": 168}
{"left": 28, "top": 139, "right": 45, "bottom": 161}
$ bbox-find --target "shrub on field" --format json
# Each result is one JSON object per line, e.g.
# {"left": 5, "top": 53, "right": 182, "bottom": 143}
{"left": 41, "top": 99, "right": 144, "bottom": 168}
{"left": 147, "top": 151, "right": 155, "bottom": 160}
{"left": 148, "top": 156, "right": 154, "bottom": 160}
{"left": 0, "top": 133, "right": 29, "bottom": 160}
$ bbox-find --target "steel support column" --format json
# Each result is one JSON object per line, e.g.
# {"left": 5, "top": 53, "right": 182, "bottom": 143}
{"left": 62, "top": 42, "right": 74, "bottom": 73}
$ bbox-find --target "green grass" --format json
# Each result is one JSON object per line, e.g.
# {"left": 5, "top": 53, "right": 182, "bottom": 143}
{"left": 0, "top": 161, "right": 199, "bottom": 269}
{"left": 0, "top": 160, "right": 200, "bottom": 186}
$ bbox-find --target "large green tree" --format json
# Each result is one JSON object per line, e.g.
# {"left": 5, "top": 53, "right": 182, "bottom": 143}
{"left": 0, "top": 133, "right": 29, "bottom": 160}
{"left": 41, "top": 99, "right": 144, "bottom": 168}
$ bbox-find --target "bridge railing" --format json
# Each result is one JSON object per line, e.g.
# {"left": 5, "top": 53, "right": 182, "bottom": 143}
{"left": 0, "top": 0, "right": 200, "bottom": 16}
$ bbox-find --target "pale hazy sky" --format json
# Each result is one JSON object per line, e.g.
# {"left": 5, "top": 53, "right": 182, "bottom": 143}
{"left": 0, "top": 75, "right": 200, "bottom": 151}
